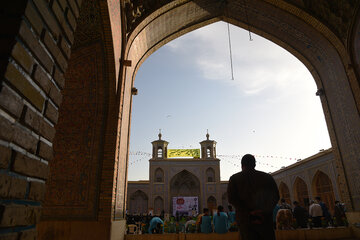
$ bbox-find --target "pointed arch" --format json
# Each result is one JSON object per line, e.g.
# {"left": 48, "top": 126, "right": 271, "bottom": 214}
{"left": 206, "top": 167, "right": 215, "bottom": 182}
{"left": 154, "top": 196, "right": 164, "bottom": 215}
{"left": 129, "top": 190, "right": 148, "bottom": 214}
{"left": 312, "top": 171, "right": 335, "bottom": 212}
{"left": 170, "top": 170, "right": 201, "bottom": 214}
{"left": 207, "top": 196, "right": 217, "bottom": 212}
{"left": 293, "top": 177, "right": 309, "bottom": 207}
{"left": 279, "top": 182, "right": 291, "bottom": 205}
{"left": 155, "top": 167, "right": 164, "bottom": 182}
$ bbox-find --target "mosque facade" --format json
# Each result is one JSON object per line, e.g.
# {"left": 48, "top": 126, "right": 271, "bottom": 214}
{"left": 127, "top": 133, "right": 229, "bottom": 215}
{"left": 127, "top": 135, "right": 340, "bottom": 215}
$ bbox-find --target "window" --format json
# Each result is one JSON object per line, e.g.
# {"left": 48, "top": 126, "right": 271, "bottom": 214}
{"left": 206, "top": 147, "right": 211, "bottom": 158}
{"left": 157, "top": 147, "right": 163, "bottom": 158}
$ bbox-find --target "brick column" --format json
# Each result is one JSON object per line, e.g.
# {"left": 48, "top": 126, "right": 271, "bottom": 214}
{"left": 0, "top": 0, "right": 81, "bottom": 238}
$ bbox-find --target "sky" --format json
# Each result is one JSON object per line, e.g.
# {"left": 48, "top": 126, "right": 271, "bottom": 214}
{"left": 127, "top": 21, "right": 331, "bottom": 181}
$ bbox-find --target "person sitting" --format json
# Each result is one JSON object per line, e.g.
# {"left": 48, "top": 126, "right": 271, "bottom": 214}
{"left": 228, "top": 205, "right": 236, "bottom": 225}
{"left": 200, "top": 208, "right": 212, "bottom": 233}
{"left": 148, "top": 216, "right": 164, "bottom": 234}
{"left": 276, "top": 199, "right": 293, "bottom": 230}
{"left": 213, "top": 205, "right": 229, "bottom": 234}
{"left": 185, "top": 217, "right": 196, "bottom": 233}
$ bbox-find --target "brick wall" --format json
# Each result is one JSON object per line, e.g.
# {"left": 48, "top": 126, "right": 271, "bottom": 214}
{"left": 0, "top": 0, "right": 82, "bottom": 238}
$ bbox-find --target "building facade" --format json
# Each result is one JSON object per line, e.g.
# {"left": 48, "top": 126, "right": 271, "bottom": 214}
{"left": 127, "top": 133, "right": 228, "bottom": 215}
{"left": 128, "top": 138, "right": 340, "bottom": 215}
{"left": 272, "top": 149, "right": 340, "bottom": 213}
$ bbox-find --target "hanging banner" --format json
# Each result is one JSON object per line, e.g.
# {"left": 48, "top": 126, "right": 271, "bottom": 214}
{"left": 172, "top": 197, "right": 199, "bottom": 216}
{"left": 167, "top": 149, "right": 200, "bottom": 158}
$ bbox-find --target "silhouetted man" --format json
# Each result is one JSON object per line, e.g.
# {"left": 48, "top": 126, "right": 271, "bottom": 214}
{"left": 227, "top": 154, "right": 279, "bottom": 240}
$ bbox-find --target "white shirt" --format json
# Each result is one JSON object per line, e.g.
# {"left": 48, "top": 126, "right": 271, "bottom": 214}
{"left": 309, "top": 203, "right": 323, "bottom": 217}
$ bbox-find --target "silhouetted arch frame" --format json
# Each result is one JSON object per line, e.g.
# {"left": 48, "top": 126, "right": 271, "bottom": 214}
{"left": 119, "top": 0, "right": 360, "bottom": 212}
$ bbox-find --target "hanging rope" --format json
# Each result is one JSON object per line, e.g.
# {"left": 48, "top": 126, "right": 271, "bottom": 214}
{"left": 242, "top": 0, "right": 253, "bottom": 41}
{"left": 227, "top": 22, "right": 235, "bottom": 80}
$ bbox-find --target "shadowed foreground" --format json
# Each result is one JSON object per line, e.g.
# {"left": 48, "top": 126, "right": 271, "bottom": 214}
{"left": 125, "top": 227, "right": 356, "bottom": 240}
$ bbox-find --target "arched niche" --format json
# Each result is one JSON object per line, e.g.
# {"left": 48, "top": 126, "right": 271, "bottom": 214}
{"left": 154, "top": 168, "right": 164, "bottom": 182}
{"left": 207, "top": 196, "right": 217, "bottom": 212}
{"left": 170, "top": 170, "right": 201, "bottom": 214}
{"left": 154, "top": 196, "right": 164, "bottom": 215}
{"left": 293, "top": 177, "right": 309, "bottom": 208}
{"left": 206, "top": 167, "right": 215, "bottom": 182}
{"left": 279, "top": 182, "right": 291, "bottom": 205}
{"left": 312, "top": 171, "right": 336, "bottom": 212}
{"left": 129, "top": 190, "right": 149, "bottom": 215}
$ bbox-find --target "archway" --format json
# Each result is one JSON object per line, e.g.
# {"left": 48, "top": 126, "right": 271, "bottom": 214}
{"left": 170, "top": 170, "right": 201, "bottom": 215}
{"left": 121, "top": 0, "right": 360, "bottom": 215}
{"left": 130, "top": 190, "right": 149, "bottom": 215}
{"left": 0, "top": 0, "right": 359, "bottom": 239}
{"left": 312, "top": 171, "right": 336, "bottom": 212}
{"left": 293, "top": 177, "right": 309, "bottom": 208}
{"left": 279, "top": 182, "right": 291, "bottom": 205}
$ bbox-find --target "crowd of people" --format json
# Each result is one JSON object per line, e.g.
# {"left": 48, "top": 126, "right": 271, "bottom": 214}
{"left": 126, "top": 154, "right": 348, "bottom": 238}
{"left": 126, "top": 197, "right": 347, "bottom": 235}
{"left": 126, "top": 205, "right": 238, "bottom": 234}
{"left": 273, "top": 197, "right": 347, "bottom": 230}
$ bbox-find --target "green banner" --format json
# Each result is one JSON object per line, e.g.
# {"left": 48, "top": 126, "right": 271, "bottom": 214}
{"left": 167, "top": 149, "right": 200, "bottom": 158}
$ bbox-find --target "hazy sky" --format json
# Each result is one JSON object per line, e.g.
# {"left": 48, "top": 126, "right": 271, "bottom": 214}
{"left": 128, "top": 21, "right": 331, "bottom": 181}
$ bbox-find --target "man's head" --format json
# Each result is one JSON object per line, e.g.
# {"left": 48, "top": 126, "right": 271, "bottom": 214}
{"left": 280, "top": 198, "right": 286, "bottom": 203}
{"left": 228, "top": 205, "right": 233, "bottom": 211}
{"left": 293, "top": 201, "right": 299, "bottom": 206}
{"left": 241, "top": 154, "right": 256, "bottom": 170}
{"left": 315, "top": 196, "right": 321, "bottom": 202}
{"left": 203, "top": 208, "right": 209, "bottom": 214}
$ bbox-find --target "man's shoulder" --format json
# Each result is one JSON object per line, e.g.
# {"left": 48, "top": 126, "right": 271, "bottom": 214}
{"left": 229, "top": 172, "right": 243, "bottom": 180}
{"left": 255, "top": 170, "right": 273, "bottom": 177}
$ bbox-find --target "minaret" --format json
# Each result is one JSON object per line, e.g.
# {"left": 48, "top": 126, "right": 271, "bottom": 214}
{"left": 151, "top": 129, "right": 169, "bottom": 159}
{"left": 200, "top": 130, "right": 217, "bottom": 159}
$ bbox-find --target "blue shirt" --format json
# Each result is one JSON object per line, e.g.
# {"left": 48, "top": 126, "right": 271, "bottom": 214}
{"left": 213, "top": 212, "right": 228, "bottom": 234}
{"left": 148, "top": 217, "right": 164, "bottom": 234}
{"left": 200, "top": 215, "right": 212, "bottom": 233}
{"left": 228, "top": 211, "right": 236, "bottom": 224}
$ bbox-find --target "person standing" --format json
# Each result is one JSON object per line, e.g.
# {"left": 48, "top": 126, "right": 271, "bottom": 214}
{"left": 316, "top": 196, "right": 331, "bottom": 225}
{"left": 309, "top": 200, "right": 323, "bottom": 228}
{"left": 293, "top": 201, "right": 308, "bottom": 228}
{"left": 227, "top": 154, "right": 280, "bottom": 240}
{"left": 213, "top": 205, "right": 229, "bottom": 234}
{"left": 334, "top": 201, "right": 346, "bottom": 226}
